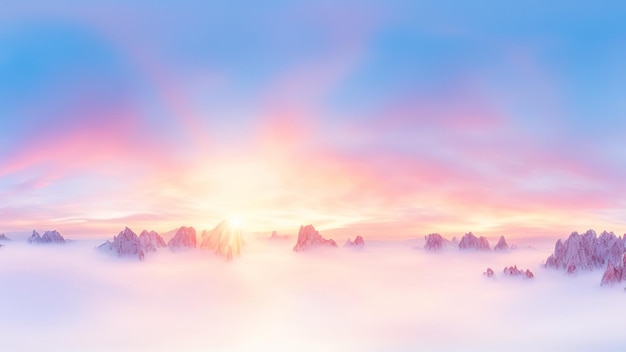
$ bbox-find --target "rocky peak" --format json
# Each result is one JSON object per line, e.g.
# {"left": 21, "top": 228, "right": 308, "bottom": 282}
{"left": 424, "top": 233, "right": 447, "bottom": 251}
{"left": 28, "top": 230, "right": 65, "bottom": 244}
{"left": 138, "top": 230, "right": 166, "bottom": 252}
{"left": 494, "top": 236, "right": 509, "bottom": 251}
{"left": 483, "top": 268, "right": 495, "bottom": 278}
{"left": 546, "top": 229, "right": 625, "bottom": 273}
{"left": 600, "top": 260, "right": 623, "bottom": 286}
{"left": 293, "top": 225, "right": 337, "bottom": 252}
{"left": 27, "top": 230, "right": 42, "bottom": 243}
{"left": 41, "top": 230, "right": 65, "bottom": 243}
{"left": 599, "top": 252, "right": 626, "bottom": 287}
{"left": 345, "top": 235, "right": 365, "bottom": 247}
{"left": 503, "top": 265, "right": 534, "bottom": 279}
{"left": 168, "top": 226, "right": 197, "bottom": 250}
{"left": 200, "top": 221, "right": 244, "bottom": 260}
{"left": 269, "top": 230, "right": 289, "bottom": 240}
{"left": 99, "top": 227, "right": 145, "bottom": 260}
{"left": 524, "top": 269, "right": 535, "bottom": 279}
{"left": 459, "top": 232, "right": 490, "bottom": 251}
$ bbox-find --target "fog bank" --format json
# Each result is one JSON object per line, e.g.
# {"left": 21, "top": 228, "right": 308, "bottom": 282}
{"left": 0, "top": 238, "right": 623, "bottom": 351}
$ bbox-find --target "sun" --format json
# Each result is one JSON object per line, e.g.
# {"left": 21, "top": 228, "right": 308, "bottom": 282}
{"left": 229, "top": 216, "right": 243, "bottom": 229}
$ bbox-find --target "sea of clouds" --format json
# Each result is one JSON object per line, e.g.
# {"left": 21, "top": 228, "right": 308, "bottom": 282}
{"left": 0, "top": 234, "right": 624, "bottom": 351}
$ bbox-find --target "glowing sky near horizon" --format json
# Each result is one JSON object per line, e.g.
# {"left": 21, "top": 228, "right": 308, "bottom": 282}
{"left": 1, "top": 1, "right": 626, "bottom": 238}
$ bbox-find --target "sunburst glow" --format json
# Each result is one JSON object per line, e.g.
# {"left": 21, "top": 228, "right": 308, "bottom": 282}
{"left": 229, "top": 216, "right": 243, "bottom": 229}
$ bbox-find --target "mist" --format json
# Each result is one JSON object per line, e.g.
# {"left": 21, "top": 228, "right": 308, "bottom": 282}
{"left": 0, "top": 235, "right": 624, "bottom": 351}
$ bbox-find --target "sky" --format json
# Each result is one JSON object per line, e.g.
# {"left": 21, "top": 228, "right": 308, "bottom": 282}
{"left": 1, "top": 1, "right": 626, "bottom": 238}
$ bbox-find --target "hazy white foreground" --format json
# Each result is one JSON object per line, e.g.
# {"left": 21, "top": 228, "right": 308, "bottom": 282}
{"left": 0, "top": 235, "right": 624, "bottom": 351}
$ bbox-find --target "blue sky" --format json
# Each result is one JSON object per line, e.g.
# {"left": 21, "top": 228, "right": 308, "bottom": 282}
{"left": 1, "top": 1, "right": 626, "bottom": 237}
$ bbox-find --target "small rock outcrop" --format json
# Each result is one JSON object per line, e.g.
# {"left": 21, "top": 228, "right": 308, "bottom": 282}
{"left": 293, "top": 225, "right": 337, "bottom": 252}
{"left": 0, "top": 233, "right": 10, "bottom": 241}
{"left": 269, "top": 231, "right": 289, "bottom": 240}
{"left": 503, "top": 265, "right": 534, "bottom": 279}
{"left": 545, "top": 230, "right": 625, "bottom": 273}
{"left": 494, "top": 236, "right": 509, "bottom": 251}
{"left": 138, "top": 230, "right": 166, "bottom": 252}
{"left": 168, "top": 226, "right": 197, "bottom": 250}
{"left": 458, "top": 232, "right": 490, "bottom": 251}
{"left": 200, "top": 221, "right": 244, "bottom": 259}
{"left": 483, "top": 268, "right": 495, "bottom": 278}
{"left": 98, "top": 227, "right": 145, "bottom": 260}
{"left": 344, "top": 235, "right": 365, "bottom": 247}
{"left": 28, "top": 230, "right": 66, "bottom": 244}
{"left": 424, "top": 233, "right": 447, "bottom": 251}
